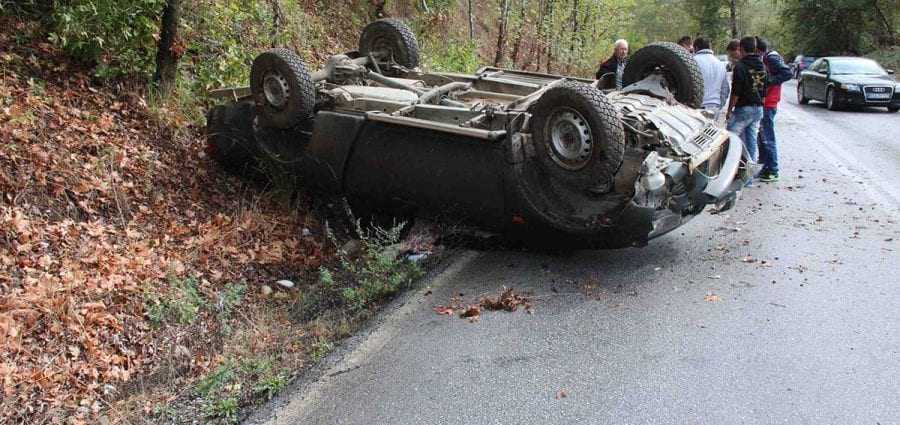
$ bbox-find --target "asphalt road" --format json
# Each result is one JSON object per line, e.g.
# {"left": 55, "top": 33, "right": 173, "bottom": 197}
{"left": 249, "top": 80, "right": 900, "bottom": 425}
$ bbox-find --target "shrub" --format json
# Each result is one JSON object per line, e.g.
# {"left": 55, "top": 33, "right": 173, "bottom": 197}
{"left": 49, "top": 0, "right": 164, "bottom": 79}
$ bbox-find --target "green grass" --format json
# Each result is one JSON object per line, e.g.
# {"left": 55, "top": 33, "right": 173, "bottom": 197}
{"left": 146, "top": 277, "right": 206, "bottom": 327}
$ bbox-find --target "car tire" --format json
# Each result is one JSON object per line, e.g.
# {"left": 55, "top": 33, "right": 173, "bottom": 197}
{"left": 206, "top": 102, "right": 261, "bottom": 178}
{"left": 888, "top": 106, "right": 899, "bottom": 113}
{"left": 530, "top": 81, "right": 625, "bottom": 192}
{"left": 622, "top": 42, "right": 704, "bottom": 108}
{"left": 250, "top": 48, "right": 316, "bottom": 129}
{"left": 359, "top": 18, "right": 420, "bottom": 71}
{"left": 826, "top": 87, "right": 840, "bottom": 111}
{"left": 798, "top": 83, "right": 810, "bottom": 104}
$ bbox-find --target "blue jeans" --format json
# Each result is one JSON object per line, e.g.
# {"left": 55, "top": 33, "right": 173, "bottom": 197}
{"left": 727, "top": 106, "right": 764, "bottom": 162}
{"left": 757, "top": 107, "right": 778, "bottom": 174}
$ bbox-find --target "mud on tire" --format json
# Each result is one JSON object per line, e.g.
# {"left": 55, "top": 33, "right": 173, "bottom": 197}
{"left": 530, "top": 81, "right": 625, "bottom": 193}
{"left": 623, "top": 42, "right": 704, "bottom": 108}
{"left": 250, "top": 48, "right": 316, "bottom": 129}
{"left": 358, "top": 18, "right": 420, "bottom": 70}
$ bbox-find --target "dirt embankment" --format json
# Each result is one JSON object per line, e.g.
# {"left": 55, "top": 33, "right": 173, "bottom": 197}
{"left": 1, "top": 20, "right": 329, "bottom": 424}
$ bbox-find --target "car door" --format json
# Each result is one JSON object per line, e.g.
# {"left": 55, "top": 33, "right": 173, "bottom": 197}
{"left": 800, "top": 59, "right": 819, "bottom": 99}
{"left": 809, "top": 59, "right": 830, "bottom": 100}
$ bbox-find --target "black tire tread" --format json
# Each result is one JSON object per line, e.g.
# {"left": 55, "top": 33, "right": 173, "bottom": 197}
{"left": 250, "top": 48, "right": 315, "bottom": 129}
{"left": 206, "top": 102, "right": 260, "bottom": 176}
{"left": 826, "top": 87, "right": 840, "bottom": 111}
{"left": 622, "top": 42, "right": 704, "bottom": 108}
{"left": 359, "top": 18, "right": 420, "bottom": 69}
{"left": 530, "top": 81, "right": 625, "bottom": 190}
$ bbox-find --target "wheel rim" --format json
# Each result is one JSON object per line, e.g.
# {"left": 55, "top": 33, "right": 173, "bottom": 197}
{"left": 827, "top": 89, "right": 834, "bottom": 108}
{"left": 546, "top": 107, "right": 592, "bottom": 170}
{"left": 262, "top": 70, "right": 290, "bottom": 109}
{"left": 799, "top": 84, "right": 804, "bottom": 100}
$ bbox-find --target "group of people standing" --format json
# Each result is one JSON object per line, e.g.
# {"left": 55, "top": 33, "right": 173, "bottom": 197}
{"left": 596, "top": 35, "right": 793, "bottom": 184}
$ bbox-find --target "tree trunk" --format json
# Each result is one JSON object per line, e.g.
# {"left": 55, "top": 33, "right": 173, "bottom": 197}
{"left": 270, "top": 0, "right": 284, "bottom": 47}
{"left": 493, "top": 0, "right": 511, "bottom": 67}
{"left": 154, "top": 0, "right": 181, "bottom": 96}
{"left": 544, "top": 0, "right": 556, "bottom": 73}
{"left": 468, "top": 0, "right": 476, "bottom": 40}
{"left": 566, "top": 0, "right": 579, "bottom": 74}
{"left": 872, "top": 0, "right": 896, "bottom": 45}
{"left": 528, "top": 0, "right": 547, "bottom": 71}
{"left": 510, "top": 0, "right": 528, "bottom": 67}
{"left": 729, "top": 0, "right": 737, "bottom": 38}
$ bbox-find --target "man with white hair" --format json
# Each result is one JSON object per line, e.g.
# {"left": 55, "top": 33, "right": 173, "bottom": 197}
{"left": 596, "top": 39, "right": 629, "bottom": 89}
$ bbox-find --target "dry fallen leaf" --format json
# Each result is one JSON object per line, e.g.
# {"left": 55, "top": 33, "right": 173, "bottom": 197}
{"left": 704, "top": 294, "right": 721, "bottom": 302}
{"left": 556, "top": 389, "right": 569, "bottom": 399}
{"left": 433, "top": 306, "right": 455, "bottom": 316}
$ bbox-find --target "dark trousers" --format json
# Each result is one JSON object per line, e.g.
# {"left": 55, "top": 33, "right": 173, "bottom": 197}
{"left": 757, "top": 107, "right": 779, "bottom": 174}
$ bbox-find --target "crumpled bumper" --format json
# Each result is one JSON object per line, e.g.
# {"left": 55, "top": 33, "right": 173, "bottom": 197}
{"left": 642, "top": 132, "right": 753, "bottom": 239}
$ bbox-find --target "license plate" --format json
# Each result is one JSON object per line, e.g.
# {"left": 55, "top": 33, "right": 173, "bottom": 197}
{"left": 868, "top": 93, "right": 891, "bottom": 99}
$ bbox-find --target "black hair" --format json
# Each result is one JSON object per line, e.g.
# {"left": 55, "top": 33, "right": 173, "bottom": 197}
{"left": 739, "top": 36, "right": 756, "bottom": 53}
{"left": 678, "top": 35, "right": 692, "bottom": 46}
{"left": 693, "top": 37, "right": 711, "bottom": 51}
{"left": 756, "top": 36, "right": 769, "bottom": 52}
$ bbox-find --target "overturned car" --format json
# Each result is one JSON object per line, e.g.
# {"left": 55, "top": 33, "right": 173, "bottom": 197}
{"left": 206, "top": 19, "right": 751, "bottom": 249}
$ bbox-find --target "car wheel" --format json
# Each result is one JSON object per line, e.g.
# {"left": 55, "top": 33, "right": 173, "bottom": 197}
{"left": 359, "top": 19, "right": 420, "bottom": 71}
{"left": 797, "top": 83, "right": 810, "bottom": 104}
{"left": 250, "top": 48, "right": 315, "bottom": 129}
{"left": 206, "top": 102, "right": 262, "bottom": 178}
{"left": 888, "top": 106, "right": 899, "bottom": 113}
{"left": 622, "top": 42, "right": 704, "bottom": 108}
{"left": 826, "top": 87, "right": 840, "bottom": 111}
{"left": 530, "top": 81, "right": 625, "bottom": 192}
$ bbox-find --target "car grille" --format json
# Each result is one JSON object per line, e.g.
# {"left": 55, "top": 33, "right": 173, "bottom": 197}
{"left": 863, "top": 86, "right": 894, "bottom": 102}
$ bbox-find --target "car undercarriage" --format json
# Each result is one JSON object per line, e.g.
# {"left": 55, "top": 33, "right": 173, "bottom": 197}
{"left": 207, "top": 19, "right": 752, "bottom": 249}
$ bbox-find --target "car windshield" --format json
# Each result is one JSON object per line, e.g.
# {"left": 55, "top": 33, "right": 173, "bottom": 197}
{"left": 801, "top": 57, "right": 816, "bottom": 64}
{"left": 830, "top": 59, "right": 887, "bottom": 75}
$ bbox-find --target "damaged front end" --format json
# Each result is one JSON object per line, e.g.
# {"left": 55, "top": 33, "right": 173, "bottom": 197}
{"left": 614, "top": 93, "right": 752, "bottom": 241}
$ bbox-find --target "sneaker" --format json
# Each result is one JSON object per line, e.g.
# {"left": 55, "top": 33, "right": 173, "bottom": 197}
{"left": 759, "top": 172, "right": 780, "bottom": 183}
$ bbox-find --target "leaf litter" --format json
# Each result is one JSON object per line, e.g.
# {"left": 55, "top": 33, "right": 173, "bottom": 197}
{"left": 433, "top": 286, "right": 534, "bottom": 322}
{"left": 0, "top": 24, "right": 327, "bottom": 423}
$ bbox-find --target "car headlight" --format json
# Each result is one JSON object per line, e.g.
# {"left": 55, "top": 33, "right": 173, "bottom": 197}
{"left": 840, "top": 83, "right": 861, "bottom": 91}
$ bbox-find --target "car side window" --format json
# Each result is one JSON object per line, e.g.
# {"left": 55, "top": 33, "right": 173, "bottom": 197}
{"left": 808, "top": 59, "right": 821, "bottom": 73}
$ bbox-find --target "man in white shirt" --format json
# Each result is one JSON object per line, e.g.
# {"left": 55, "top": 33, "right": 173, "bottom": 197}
{"left": 692, "top": 37, "right": 730, "bottom": 121}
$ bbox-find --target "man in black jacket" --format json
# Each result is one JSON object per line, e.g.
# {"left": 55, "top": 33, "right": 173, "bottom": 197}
{"left": 726, "top": 36, "right": 767, "bottom": 168}
{"left": 596, "top": 39, "right": 629, "bottom": 89}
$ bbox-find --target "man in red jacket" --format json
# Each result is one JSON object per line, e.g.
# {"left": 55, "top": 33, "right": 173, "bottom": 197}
{"left": 756, "top": 37, "right": 793, "bottom": 182}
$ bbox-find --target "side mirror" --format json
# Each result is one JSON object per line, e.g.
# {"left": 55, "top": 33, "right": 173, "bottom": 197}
{"left": 888, "top": 69, "right": 895, "bottom": 75}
